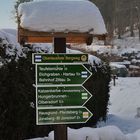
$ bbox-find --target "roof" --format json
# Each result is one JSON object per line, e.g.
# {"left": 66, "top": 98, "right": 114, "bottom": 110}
{"left": 18, "top": 0, "right": 107, "bottom": 35}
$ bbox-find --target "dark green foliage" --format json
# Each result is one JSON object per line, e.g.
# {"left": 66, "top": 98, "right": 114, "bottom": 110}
{"left": 0, "top": 43, "right": 111, "bottom": 139}
{"left": 0, "top": 52, "right": 52, "bottom": 140}
{"left": 69, "top": 63, "right": 111, "bottom": 128}
{"left": 90, "top": 63, "right": 111, "bottom": 122}
{"left": 0, "top": 53, "right": 34, "bottom": 140}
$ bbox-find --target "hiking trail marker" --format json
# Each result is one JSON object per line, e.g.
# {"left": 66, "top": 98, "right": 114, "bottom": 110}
{"left": 33, "top": 53, "right": 93, "bottom": 125}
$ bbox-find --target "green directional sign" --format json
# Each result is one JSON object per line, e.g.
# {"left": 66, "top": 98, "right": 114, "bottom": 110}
{"left": 37, "top": 107, "right": 93, "bottom": 125}
{"left": 36, "top": 64, "right": 92, "bottom": 85}
{"left": 33, "top": 53, "right": 88, "bottom": 64}
{"left": 37, "top": 86, "right": 92, "bottom": 107}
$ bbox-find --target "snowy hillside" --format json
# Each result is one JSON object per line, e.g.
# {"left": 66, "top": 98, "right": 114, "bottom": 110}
{"left": 109, "top": 77, "right": 140, "bottom": 118}
{"left": 99, "top": 77, "right": 140, "bottom": 135}
{"left": 0, "top": 28, "right": 17, "bottom": 45}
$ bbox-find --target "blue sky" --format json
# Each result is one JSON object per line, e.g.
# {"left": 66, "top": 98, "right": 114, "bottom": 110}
{"left": 0, "top": 0, "right": 17, "bottom": 29}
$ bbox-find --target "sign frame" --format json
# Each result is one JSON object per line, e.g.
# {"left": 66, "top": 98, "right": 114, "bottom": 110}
{"left": 35, "top": 63, "right": 92, "bottom": 86}
{"left": 33, "top": 53, "right": 93, "bottom": 125}
{"left": 36, "top": 85, "right": 92, "bottom": 107}
{"left": 36, "top": 106, "right": 93, "bottom": 125}
{"left": 32, "top": 53, "right": 89, "bottom": 64}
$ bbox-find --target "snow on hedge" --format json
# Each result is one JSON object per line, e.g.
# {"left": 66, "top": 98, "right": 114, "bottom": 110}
{"left": 110, "top": 62, "right": 127, "bottom": 69}
{"left": 18, "top": 0, "right": 107, "bottom": 34}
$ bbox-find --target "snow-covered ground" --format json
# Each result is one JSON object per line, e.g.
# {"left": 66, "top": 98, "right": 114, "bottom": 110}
{"left": 109, "top": 78, "right": 140, "bottom": 118}
{"left": 99, "top": 78, "right": 140, "bottom": 137}
{"left": 30, "top": 78, "right": 140, "bottom": 140}
{"left": 0, "top": 29, "right": 140, "bottom": 139}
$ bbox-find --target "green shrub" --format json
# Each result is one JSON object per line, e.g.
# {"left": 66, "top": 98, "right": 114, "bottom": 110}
{"left": 0, "top": 50, "right": 111, "bottom": 139}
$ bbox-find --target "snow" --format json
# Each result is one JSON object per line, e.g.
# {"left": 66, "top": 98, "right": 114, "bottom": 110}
{"left": 96, "top": 78, "right": 140, "bottom": 136}
{"left": 48, "top": 126, "right": 127, "bottom": 140}
{"left": 66, "top": 48, "right": 101, "bottom": 65}
{"left": 98, "top": 77, "right": 140, "bottom": 138}
{"left": 109, "top": 78, "right": 140, "bottom": 118}
{"left": 0, "top": 28, "right": 102, "bottom": 66}
{"left": 88, "top": 54, "right": 101, "bottom": 66}
{"left": 0, "top": 29, "right": 17, "bottom": 45}
{"left": 110, "top": 62, "right": 127, "bottom": 69}
{"left": 129, "top": 65, "right": 140, "bottom": 69}
{"left": 0, "top": 29, "right": 23, "bottom": 58}
{"left": 29, "top": 78, "right": 140, "bottom": 140}
{"left": 18, "top": 0, "right": 107, "bottom": 34}
{"left": 80, "top": 30, "right": 140, "bottom": 57}
{"left": 1, "top": 29, "right": 140, "bottom": 140}
{"left": 1, "top": 28, "right": 17, "bottom": 36}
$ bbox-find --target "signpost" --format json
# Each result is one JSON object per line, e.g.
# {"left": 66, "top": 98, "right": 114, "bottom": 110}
{"left": 36, "top": 64, "right": 92, "bottom": 85}
{"left": 33, "top": 53, "right": 93, "bottom": 124}
{"left": 37, "top": 86, "right": 92, "bottom": 107}
{"left": 33, "top": 53, "right": 88, "bottom": 64}
{"left": 33, "top": 43, "right": 93, "bottom": 140}
{"left": 37, "top": 107, "right": 92, "bottom": 125}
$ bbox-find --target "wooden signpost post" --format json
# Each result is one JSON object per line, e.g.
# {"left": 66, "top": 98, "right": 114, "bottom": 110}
{"left": 32, "top": 38, "right": 93, "bottom": 140}
{"left": 53, "top": 38, "right": 67, "bottom": 140}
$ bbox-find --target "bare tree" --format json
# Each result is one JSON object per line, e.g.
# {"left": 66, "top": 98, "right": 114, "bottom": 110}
{"left": 14, "top": 0, "right": 33, "bottom": 23}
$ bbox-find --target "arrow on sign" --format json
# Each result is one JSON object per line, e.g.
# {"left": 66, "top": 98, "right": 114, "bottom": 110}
{"left": 36, "top": 64, "right": 92, "bottom": 85}
{"left": 37, "top": 86, "right": 92, "bottom": 107}
{"left": 37, "top": 107, "right": 93, "bottom": 125}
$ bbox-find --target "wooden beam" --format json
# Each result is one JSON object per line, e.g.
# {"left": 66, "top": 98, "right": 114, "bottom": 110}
{"left": 18, "top": 27, "right": 91, "bottom": 37}
{"left": 27, "top": 36, "right": 53, "bottom": 43}
{"left": 18, "top": 27, "right": 107, "bottom": 45}
{"left": 24, "top": 36, "right": 87, "bottom": 44}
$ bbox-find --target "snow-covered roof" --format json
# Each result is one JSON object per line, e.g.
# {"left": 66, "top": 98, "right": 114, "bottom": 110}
{"left": 110, "top": 62, "right": 127, "bottom": 69}
{"left": 129, "top": 65, "right": 140, "bottom": 69}
{"left": 18, "top": 0, "right": 107, "bottom": 34}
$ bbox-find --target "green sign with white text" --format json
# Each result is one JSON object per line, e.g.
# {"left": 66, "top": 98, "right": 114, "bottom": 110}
{"left": 36, "top": 64, "right": 92, "bottom": 85}
{"left": 33, "top": 53, "right": 88, "bottom": 64}
{"left": 33, "top": 53, "right": 93, "bottom": 125}
{"left": 37, "top": 86, "right": 92, "bottom": 107}
{"left": 37, "top": 107, "right": 92, "bottom": 125}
